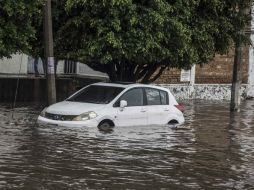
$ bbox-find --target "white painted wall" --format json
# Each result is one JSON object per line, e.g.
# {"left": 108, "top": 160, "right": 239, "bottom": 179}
{"left": 27, "top": 57, "right": 45, "bottom": 74}
{"left": 0, "top": 54, "right": 28, "bottom": 74}
{"left": 57, "top": 60, "right": 65, "bottom": 74}
{"left": 0, "top": 54, "right": 65, "bottom": 75}
{"left": 190, "top": 64, "right": 196, "bottom": 86}
{"left": 248, "top": 36, "right": 254, "bottom": 98}
{"left": 0, "top": 54, "right": 108, "bottom": 79}
{"left": 247, "top": 7, "right": 254, "bottom": 98}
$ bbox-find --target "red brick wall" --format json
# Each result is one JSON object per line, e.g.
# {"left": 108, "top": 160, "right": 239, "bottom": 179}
{"left": 154, "top": 46, "right": 249, "bottom": 84}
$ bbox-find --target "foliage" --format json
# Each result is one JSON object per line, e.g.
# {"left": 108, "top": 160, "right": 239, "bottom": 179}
{"left": 60, "top": 0, "right": 252, "bottom": 82}
{"left": 28, "top": 0, "right": 67, "bottom": 60}
{"left": 1, "top": 0, "right": 252, "bottom": 82}
{"left": 0, "top": 0, "right": 43, "bottom": 58}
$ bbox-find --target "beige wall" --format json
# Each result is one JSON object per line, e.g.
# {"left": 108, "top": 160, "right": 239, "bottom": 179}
{"left": 0, "top": 54, "right": 28, "bottom": 74}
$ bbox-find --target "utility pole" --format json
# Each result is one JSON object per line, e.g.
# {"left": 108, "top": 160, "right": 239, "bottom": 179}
{"left": 230, "top": 36, "right": 242, "bottom": 111}
{"left": 44, "top": 0, "right": 56, "bottom": 105}
{"left": 230, "top": 2, "right": 246, "bottom": 112}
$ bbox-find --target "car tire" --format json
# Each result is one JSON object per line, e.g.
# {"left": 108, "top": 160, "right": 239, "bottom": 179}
{"left": 168, "top": 120, "right": 179, "bottom": 125}
{"left": 98, "top": 121, "right": 114, "bottom": 131}
{"left": 167, "top": 120, "right": 179, "bottom": 129}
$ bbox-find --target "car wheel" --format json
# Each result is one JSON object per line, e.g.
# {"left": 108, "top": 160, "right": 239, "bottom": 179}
{"left": 167, "top": 120, "right": 179, "bottom": 129}
{"left": 98, "top": 121, "right": 114, "bottom": 131}
{"left": 168, "top": 120, "right": 179, "bottom": 125}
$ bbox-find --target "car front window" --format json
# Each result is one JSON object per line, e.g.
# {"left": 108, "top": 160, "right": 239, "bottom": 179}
{"left": 114, "top": 88, "right": 144, "bottom": 107}
{"left": 67, "top": 85, "right": 124, "bottom": 104}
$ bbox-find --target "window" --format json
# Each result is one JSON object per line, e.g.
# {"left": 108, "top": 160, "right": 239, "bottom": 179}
{"left": 116, "top": 88, "right": 143, "bottom": 107}
{"left": 160, "top": 90, "right": 168, "bottom": 105}
{"left": 67, "top": 85, "right": 124, "bottom": 104}
{"left": 145, "top": 88, "right": 169, "bottom": 105}
{"left": 145, "top": 88, "right": 161, "bottom": 105}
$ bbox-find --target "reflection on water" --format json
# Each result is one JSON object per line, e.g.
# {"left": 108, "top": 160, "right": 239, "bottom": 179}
{"left": 0, "top": 101, "right": 254, "bottom": 189}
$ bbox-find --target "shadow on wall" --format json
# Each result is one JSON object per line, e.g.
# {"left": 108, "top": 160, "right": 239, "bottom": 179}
{"left": 0, "top": 78, "right": 101, "bottom": 103}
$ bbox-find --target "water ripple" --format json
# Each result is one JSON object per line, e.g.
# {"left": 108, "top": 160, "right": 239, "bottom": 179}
{"left": 0, "top": 100, "right": 254, "bottom": 189}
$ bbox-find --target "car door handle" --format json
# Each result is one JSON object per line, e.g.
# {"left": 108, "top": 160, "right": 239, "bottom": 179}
{"left": 141, "top": 109, "right": 147, "bottom": 112}
{"left": 164, "top": 108, "right": 169, "bottom": 111}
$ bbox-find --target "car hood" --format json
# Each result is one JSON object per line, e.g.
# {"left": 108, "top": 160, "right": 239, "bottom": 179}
{"left": 46, "top": 101, "right": 106, "bottom": 115}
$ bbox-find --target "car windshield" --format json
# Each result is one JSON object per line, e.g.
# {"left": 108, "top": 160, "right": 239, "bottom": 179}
{"left": 67, "top": 85, "right": 124, "bottom": 104}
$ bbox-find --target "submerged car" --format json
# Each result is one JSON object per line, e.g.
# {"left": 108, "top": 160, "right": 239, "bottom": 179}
{"left": 37, "top": 82, "right": 184, "bottom": 129}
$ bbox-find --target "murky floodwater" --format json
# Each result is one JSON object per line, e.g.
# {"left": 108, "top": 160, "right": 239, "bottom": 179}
{"left": 0, "top": 100, "right": 254, "bottom": 190}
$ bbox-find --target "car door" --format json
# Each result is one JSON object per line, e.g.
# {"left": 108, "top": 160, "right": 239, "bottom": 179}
{"left": 113, "top": 88, "right": 147, "bottom": 127}
{"left": 145, "top": 88, "right": 170, "bottom": 125}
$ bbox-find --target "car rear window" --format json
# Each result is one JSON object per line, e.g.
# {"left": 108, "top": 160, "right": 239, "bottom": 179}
{"left": 160, "top": 90, "right": 168, "bottom": 105}
{"left": 145, "top": 88, "right": 169, "bottom": 105}
{"left": 145, "top": 88, "right": 161, "bottom": 105}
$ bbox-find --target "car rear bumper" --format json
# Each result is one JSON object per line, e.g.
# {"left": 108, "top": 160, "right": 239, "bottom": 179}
{"left": 37, "top": 116, "right": 98, "bottom": 127}
{"left": 178, "top": 115, "right": 185, "bottom": 125}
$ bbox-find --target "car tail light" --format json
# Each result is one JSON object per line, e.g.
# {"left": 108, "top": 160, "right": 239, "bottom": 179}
{"left": 175, "top": 104, "right": 184, "bottom": 112}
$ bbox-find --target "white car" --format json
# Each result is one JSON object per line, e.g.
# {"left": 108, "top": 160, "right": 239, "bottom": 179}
{"left": 37, "top": 82, "right": 184, "bottom": 129}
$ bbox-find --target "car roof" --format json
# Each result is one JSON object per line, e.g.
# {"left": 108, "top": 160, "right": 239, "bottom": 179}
{"left": 93, "top": 82, "right": 169, "bottom": 91}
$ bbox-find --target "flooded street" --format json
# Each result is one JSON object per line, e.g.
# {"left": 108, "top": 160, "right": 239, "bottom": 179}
{"left": 0, "top": 100, "right": 254, "bottom": 190}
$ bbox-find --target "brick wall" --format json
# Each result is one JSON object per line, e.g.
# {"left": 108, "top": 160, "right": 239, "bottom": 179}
{"left": 154, "top": 46, "right": 249, "bottom": 84}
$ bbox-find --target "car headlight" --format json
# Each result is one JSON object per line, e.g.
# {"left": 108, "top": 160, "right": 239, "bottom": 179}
{"left": 40, "top": 107, "right": 48, "bottom": 117}
{"left": 72, "top": 111, "right": 97, "bottom": 121}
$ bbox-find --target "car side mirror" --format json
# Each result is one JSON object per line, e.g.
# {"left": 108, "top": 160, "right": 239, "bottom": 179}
{"left": 120, "top": 100, "right": 127, "bottom": 108}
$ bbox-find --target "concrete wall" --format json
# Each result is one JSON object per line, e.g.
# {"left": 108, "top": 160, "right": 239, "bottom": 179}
{"left": 247, "top": 8, "right": 254, "bottom": 98}
{"left": 248, "top": 36, "right": 254, "bottom": 98}
{"left": 0, "top": 54, "right": 28, "bottom": 74}
{"left": 0, "top": 54, "right": 65, "bottom": 75}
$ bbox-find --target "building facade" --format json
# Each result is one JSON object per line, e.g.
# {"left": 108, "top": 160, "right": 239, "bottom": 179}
{"left": 153, "top": 45, "right": 253, "bottom": 100}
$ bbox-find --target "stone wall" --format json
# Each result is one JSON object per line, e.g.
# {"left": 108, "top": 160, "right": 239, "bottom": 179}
{"left": 154, "top": 46, "right": 249, "bottom": 84}
{"left": 157, "top": 84, "right": 247, "bottom": 101}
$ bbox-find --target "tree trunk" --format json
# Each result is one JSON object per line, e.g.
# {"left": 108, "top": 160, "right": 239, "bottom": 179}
{"left": 109, "top": 63, "right": 117, "bottom": 82}
{"left": 88, "top": 62, "right": 164, "bottom": 83}
{"left": 121, "top": 61, "right": 136, "bottom": 82}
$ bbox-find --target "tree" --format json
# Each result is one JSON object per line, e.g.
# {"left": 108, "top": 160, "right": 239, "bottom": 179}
{"left": 53, "top": 0, "right": 251, "bottom": 82}
{"left": 28, "top": 0, "right": 65, "bottom": 59}
{"left": 61, "top": 0, "right": 204, "bottom": 82}
{"left": 10, "top": 0, "right": 250, "bottom": 84}
{"left": 0, "top": 0, "right": 43, "bottom": 58}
